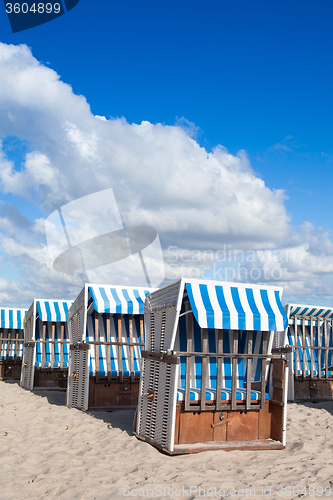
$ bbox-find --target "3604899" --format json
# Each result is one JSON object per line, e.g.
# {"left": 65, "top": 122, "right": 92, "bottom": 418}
{"left": 276, "top": 485, "right": 332, "bottom": 497}
{"left": 5, "top": 3, "right": 61, "bottom": 14}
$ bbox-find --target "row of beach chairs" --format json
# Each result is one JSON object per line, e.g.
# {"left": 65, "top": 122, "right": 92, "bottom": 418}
{"left": 1, "top": 278, "right": 333, "bottom": 454}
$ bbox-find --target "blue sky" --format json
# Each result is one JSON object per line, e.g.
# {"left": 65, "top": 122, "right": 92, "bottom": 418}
{"left": 2, "top": 0, "right": 333, "bottom": 226}
{"left": 0, "top": 1, "right": 332, "bottom": 305}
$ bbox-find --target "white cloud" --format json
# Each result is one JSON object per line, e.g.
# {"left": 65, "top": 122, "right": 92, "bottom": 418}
{"left": 0, "top": 43, "right": 290, "bottom": 245}
{"left": 0, "top": 42, "right": 331, "bottom": 306}
{"left": 268, "top": 142, "right": 292, "bottom": 152}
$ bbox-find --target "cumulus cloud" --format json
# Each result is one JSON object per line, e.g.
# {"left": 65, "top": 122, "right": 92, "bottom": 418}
{"left": 0, "top": 200, "right": 83, "bottom": 306}
{"left": 0, "top": 42, "right": 331, "bottom": 306}
{"left": 0, "top": 44, "right": 289, "bottom": 245}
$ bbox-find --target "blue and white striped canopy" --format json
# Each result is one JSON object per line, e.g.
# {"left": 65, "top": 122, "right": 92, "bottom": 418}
{"left": 185, "top": 281, "right": 287, "bottom": 332}
{"left": 0, "top": 308, "right": 27, "bottom": 329}
{"left": 288, "top": 304, "right": 333, "bottom": 319}
{"left": 89, "top": 285, "right": 154, "bottom": 315}
{"left": 36, "top": 300, "right": 73, "bottom": 322}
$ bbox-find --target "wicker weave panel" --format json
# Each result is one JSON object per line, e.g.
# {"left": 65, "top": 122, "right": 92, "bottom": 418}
{"left": 66, "top": 348, "right": 89, "bottom": 410}
{"left": 144, "top": 308, "right": 153, "bottom": 352}
{"left": 67, "top": 289, "right": 89, "bottom": 409}
{"left": 24, "top": 303, "right": 35, "bottom": 341}
{"left": 163, "top": 305, "right": 178, "bottom": 351}
{"left": 144, "top": 280, "right": 181, "bottom": 353}
{"left": 137, "top": 357, "right": 178, "bottom": 451}
{"left": 144, "top": 304, "right": 178, "bottom": 353}
{"left": 68, "top": 286, "right": 85, "bottom": 323}
{"left": 68, "top": 303, "right": 85, "bottom": 345}
{"left": 20, "top": 308, "right": 36, "bottom": 390}
{"left": 146, "top": 281, "right": 181, "bottom": 310}
{"left": 21, "top": 344, "right": 35, "bottom": 390}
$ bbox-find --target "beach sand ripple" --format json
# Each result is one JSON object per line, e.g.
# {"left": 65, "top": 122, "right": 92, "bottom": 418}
{"left": 0, "top": 382, "right": 332, "bottom": 499}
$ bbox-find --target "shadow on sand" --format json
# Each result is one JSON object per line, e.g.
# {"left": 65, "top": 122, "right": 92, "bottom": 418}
{"left": 31, "top": 388, "right": 67, "bottom": 406}
{"left": 8, "top": 378, "right": 136, "bottom": 435}
{"left": 293, "top": 399, "right": 333, "bottom": 416}
{"left": 5, "top": 378, "right": 67, "bottom": 406}
{"left": 87, "top": 408, "right": 136, "bottom": 436}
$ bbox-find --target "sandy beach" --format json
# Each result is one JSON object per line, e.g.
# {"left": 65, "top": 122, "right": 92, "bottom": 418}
{"left": 0, "top": 381, "right": 332, "bottom": 500}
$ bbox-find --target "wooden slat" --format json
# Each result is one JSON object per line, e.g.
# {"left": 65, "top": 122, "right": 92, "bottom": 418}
{"left": 294, "top": 319, "right": 300, "bottom": 378}
{"left": 324, "top": 319, "right": 329, "bottom": 380}
{"left": 172, "top": 438, "right": 284, "bottom": 454}
{"left": 60, "top": 324, "right": 64, "bottom": 369}
{"left": 42, "top": 323, "right": 46, "bottom": 367}
{"left": 106, "top": 313, "right": 111, "bottom": 383}
{"left": 260, "top": 331, "right": 267, "bottom": 410}
{"left": 216, "top": 330, "right": 223, "bottom": 411}
{"left": 200, "top": 328, "right": 208, "bottom": 411}
{"left": 231, "top": 330, "right": 238, "bottom": 411}
{"left": 0, "top": 330, "right": 3, "bottom": 361}
{"left": 118, "top": 314, "right": 123, "bottom": 383}
{"left": 140, "top": 315, "right": 144, "bottom": 345}
{"left": 139, "top": 314, "right": 144, "bottom": 381}
{"left": 51, "top": 323, "right": 55, "bottom": 367}
{"left": 85, "top": 340, "right": 144, "bottom": 347}
{"left": 176, "top": 351, "right": 283, "bottom": 359}
{"left": 14, "top": 332, "right": 19, "bottom": 361}
{"left": 318, "top": 318, "right": 322, "bottom": 380}
{"left": 95, "top": 312, "right": 99, "bottom": 383}
{"left": 330, "top": 320, "right": 333, "bottom": 376}
{"left": 6, "top": 330, "right": 10, "bottom": 360}
{"left": 129, "top": 314, "right": 134, "bottom": 382}
{"left": 246, "top": 331, "right": 253, "bottom": 410}
{"left": 185, "top": 302, "right": 192, "bottom": 412}
{"left": 310, "top": 317, "right": 315, "bottom": 378}
{"left": 7, "top": 331, "right": 12, "bottom": 361}
{"left": 302, "top": 317, "right": 306, "bottom": 380}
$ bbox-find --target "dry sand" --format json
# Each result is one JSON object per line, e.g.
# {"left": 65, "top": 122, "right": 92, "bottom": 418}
{"left": 0, "top": 381, "right": 332, "bottom": 500}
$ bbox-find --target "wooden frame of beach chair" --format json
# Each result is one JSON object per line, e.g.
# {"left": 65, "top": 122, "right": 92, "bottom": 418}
{"left": 20, "top": 299, "right": 73, "bottom": 391}
{"left": 282, "top": 304, "right": 333, "bottom": 401}
{"left": 66, "top": 284, "right": 155, "bottom": 411}
{"left": 134, "top": 279, "right": 289, "bottom": 455}
{"left": 0, "top": 308, "right": 27, "bottom": 380}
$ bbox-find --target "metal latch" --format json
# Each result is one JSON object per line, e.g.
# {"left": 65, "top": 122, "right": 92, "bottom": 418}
{"left": 143, "top": 389, "right": 156, "bottom": 402}
{"left": 211, "top": 411, "right": 230, "bottom": 428}
{"left": 70, "top": 343, "right": 90, "bottom": 351}
{"left": 272, "top": 346, "right": 293, "bottom": 354}
{"left": 23, "top": 342, "right": 35, "bottom": 348}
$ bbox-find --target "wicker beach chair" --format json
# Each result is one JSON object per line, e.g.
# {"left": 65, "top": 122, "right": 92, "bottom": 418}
{"left": 20, "top": 299, "right": 73, "bottom": 390}
{"left": 135, "top": 279, "right": 289, "bottom": 454}
{"left": 0, "top": 307, "right": 27, "bottom": 380}
{"left": 66, "top": 284, "right": 155, "bottom": 410}
{"left": 282, "top": 304, "right": 333, "bottom": 401}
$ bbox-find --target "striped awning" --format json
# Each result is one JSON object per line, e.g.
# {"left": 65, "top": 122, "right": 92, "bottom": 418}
{"left": 185, "top": 281, "right": 287, "bottom": 332}
{"left": 88, "top": 286, "right": 155, "bottom": 315}
{"left": 0, "top": 308, "right": 27, "bottom": 329}
{"left": 36, "top": 300, "right": 73, "bottom": 322}
{"left": 288, "top": 304, "right": 333, "bottom": 320}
